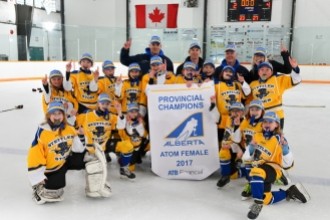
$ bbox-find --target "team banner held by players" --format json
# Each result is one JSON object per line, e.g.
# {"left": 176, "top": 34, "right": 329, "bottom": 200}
{"left": 148, "top": 82, "right": 219, "bottom": 180}
{"left": 135, "top": 4, "right": 179, "bottom": 28}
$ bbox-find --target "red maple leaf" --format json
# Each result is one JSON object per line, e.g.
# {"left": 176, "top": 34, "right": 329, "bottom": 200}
{"left": 149, "top": 7, "right": 165, "bottom": 23}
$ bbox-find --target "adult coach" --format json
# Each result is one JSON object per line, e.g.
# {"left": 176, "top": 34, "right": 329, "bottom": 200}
{"left": 176, "top": 42, "right": 204, "bottom": 76}
{"left": 120, "top": 36, "right": 174, "bottom": 74}
{"left": 214, "top": 44, "right": 249, "bottom": 84}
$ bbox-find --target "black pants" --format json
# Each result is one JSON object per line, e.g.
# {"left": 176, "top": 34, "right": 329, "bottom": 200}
{"left": 258, "top": 164, "right": 277, "bottom": 192}
{"left": 44, "top": 152, "right": 86, "bottom": 190}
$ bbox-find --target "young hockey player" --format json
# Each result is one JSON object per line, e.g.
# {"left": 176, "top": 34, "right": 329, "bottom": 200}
{"left": 217, "top": 102, "right": 246, "bottom": 188}
{"left": 118, "top": 103, "right": 149, "bottom": 172}
{"left": 140, "top": 55, "right": 176, "bottom": 117}
{"left": 27, "top": 101, "right": 111, "bottom": 205}
{"left": 232, "top": 99, "right": 265, "bottom": 200}
{"left": 41, "top": 69, "right": 78, "bottom": 126}
{"left": 243, "top": 111, "right": 308, "bottom": 219}
{"left": 175, "top": 61, "right": 202, "bottom": 86}
{"left": 63, "top": 53, "right": 99, "bottom": 114}
{"left": 116, "top": 63, "right": 143, "bottom": 114}
{"left": 201, "top": 59, "right": 216, "bottom": 82}
{"left": 79, "top": 93, "right": 136, "bottom": 180}
{"left": 215, "top": 65, "right": 251, "bottom": 147}
{"left": 246, "top": 45, "right": 292, "bottom": 84}
{"left": 97, "top": 60, "right": 122, "bottom": 114}
{"left": 248, "top": 57, "right": 301, "bottom": 129}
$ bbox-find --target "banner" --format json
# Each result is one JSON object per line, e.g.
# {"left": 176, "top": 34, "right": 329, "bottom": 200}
{"left": 148, "top": 82, "right": 219, "bottom": 180}
{"left": 135, "top": 4, "right": 179, "bottom": 29}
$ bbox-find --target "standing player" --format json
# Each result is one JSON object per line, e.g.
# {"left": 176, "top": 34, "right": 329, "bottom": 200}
{"left": 246, "top": 45, "right": 292, "bottom": 84}
{"left": 214, "top": 65, "right": 251, "bottom": 147}
{"left": 97, "top": 60, "right": 122, "bottom": 114}
{"left": 79, "top": 93, "right": 136, "bottom": 180}
{"left": 248, "top": 57, "right": 301, "bottom": 129}
{"left": 116, "top": 63, "right": 143, "bottom": 115}
{"left": 41, "top": 69, "right": 78, "bottom": 126}
{"left": 140, "top": 55, "right": 176, "bottom": 117}
{"left": 63, "top": 53, "right": 99, "bottom": 114}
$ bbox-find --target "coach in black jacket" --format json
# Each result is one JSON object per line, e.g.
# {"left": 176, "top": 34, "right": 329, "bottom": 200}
{"left": 120, "top": 36, "right": 174, "bottom": 75}
{"left": 176, "top": 42, "right": 204, "bottom": 76}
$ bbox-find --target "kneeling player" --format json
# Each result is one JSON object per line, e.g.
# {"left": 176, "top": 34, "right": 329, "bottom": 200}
{"left": 27, "top": 101, "right": 110, "bottom": 205}
{"left": 243, "top": 112, "right": 309, "bottom": 219}
{"left": 80, "top": 93, "right": 136, "bottom": 180}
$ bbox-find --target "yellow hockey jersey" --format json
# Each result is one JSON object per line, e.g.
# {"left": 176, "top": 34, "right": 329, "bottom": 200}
{"left": 42, "top": 87, "right": 78, "bottom": 115}
{"left": 252, "top": 132, "right": 283, "bottom": 172}
{"left": 97, "top": 76, "right": 120, "bottom": 114}
{"left": 67, "top": 70, "right": 98, "bottom": 109}
{"left": 27, "top": 123, "right": 78, "bottom": 185}
{"left": 119, "top": 79, "right": 143, "bottom": 113}
{"left": 118, "top": 119, "right": 148, "bottom": 148}
{"left": 215, "top": 81, "right": 246, "bottom": 128}
{"left": 237, "top": 118, "right": 263, "bottom": 148}
{"left": 175, "top": 75, "right": 202, "bottom": 84}
{"left": 78, "top": 110, "right": 126, "bottom": 152}
{"left": 140, "top": 71, "right": 177, "bottom": 106}
{"left": 249, "top": 75, "right": 298, "bottom": 119}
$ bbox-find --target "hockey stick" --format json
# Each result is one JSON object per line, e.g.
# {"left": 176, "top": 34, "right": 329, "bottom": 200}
{"left": 0, "top": 105, "right": 24, "bottom": 113}
{"left": 283, "top": 104, "right": 326, "bottom": 108}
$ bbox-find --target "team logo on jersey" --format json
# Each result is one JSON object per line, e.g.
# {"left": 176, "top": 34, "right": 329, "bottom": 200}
{"left": 225, "top": 94, "right": 237, "bottom": 106}
{"left": 53, "top": 142, "right": 70, "bottom": 161}
{"left": 256, "top": 88, "right": 269, "bottom": 99}
{"left": 163, "top": 112, "right": 205, "bottom": 147}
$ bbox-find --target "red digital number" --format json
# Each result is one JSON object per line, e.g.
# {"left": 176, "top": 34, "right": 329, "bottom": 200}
{"left": 266, "top": 2, "right": 271, "bottom": 8}
{"left": 253, "top": 15, "right": 259, "bottom": 21}
{"left": 232, "top": 2, "right": 237, "bottom": 9}
{"left": 239, "top": 15, "right": 246, "bottom": 21}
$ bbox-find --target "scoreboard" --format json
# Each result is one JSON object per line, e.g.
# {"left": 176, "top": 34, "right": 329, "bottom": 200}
{"left": 227, "top": 0, "right": 272, "bottom": 22}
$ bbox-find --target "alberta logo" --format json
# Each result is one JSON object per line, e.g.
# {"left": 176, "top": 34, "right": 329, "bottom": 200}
{"left": 164, "top": 112, "right": 205, "bottom": 147}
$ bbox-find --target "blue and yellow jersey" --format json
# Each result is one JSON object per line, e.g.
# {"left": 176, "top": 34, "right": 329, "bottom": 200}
{"left": 69, "top": 70, "right": 98, "bottom": 109}
{"left": 222, "top": 116, "right": 244, "bottom": 146}
{"left": 175, "top": 75, "right": 202, "bottom": 84}
{"left": 119, "top": 79, "right": 143, "bottom": 113}
{"left": 238, "top": 118, "right": 263, "bottom": 148}
{"left": 140, "top": 71, "right": 177, "bottom": 106}
{"left": 78, "top": 110, "right": 118, "bottom": 152}
{"left": 27, "top": 123, "right": 77, "bottom": 185}
{"left": 97, "top": 76, "right": 119, "bottom": 114}
{"left": 118, "top": 120, "right": 148, "bottom": 148}
{"left": 253, "top": 132, "right": 283, "bottom": 173}
{"left": 42, "top": 88, "right": 78, "bottom": 115}
{"left": 215, "top": 81, "right": 246, "bottom": 128}
{"left": 249, "top": 75, "right": 298, "bottom": 119}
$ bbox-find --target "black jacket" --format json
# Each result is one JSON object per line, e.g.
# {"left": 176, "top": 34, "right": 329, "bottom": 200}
{"left": 120, "top": 47, "right": 174, "bottom": 74}
{"left": 176, "top": 56, "right": 204, "bottom": 76}
{"left": 214, "top": 59, "right": 249, "bottom": 84}
{"left": 247, "top": 50, "right": 292, "bottom": 84}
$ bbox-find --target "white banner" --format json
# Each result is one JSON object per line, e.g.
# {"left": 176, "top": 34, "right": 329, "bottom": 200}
{"left": 148, "top": 82, "right": 219, "bottom": 180}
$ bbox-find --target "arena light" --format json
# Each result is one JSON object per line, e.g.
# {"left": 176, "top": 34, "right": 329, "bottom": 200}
{"left": 42, "top": 22, "right": 56, "bottom": 31}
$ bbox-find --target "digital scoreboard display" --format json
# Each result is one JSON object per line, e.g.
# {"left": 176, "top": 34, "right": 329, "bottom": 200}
{"left": 227, "top": 0, "right": 272, "bottom": 22}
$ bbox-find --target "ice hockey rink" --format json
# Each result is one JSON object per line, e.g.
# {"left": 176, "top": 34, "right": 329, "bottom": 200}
{"left": 0, "top": 80, "right": 329, "bottom": 220}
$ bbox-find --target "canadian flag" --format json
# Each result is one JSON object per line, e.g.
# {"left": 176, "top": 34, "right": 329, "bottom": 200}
{"left": 135, "top": 4, "right": 179, "bottom": 29}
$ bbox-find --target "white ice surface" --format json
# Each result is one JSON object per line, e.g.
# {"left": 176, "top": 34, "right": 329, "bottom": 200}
{"left": 0, "top": 81, "right": 330, "bottom": 220}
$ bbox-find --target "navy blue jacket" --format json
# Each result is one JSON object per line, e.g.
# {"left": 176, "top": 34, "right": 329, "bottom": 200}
{"left": 120, "top": 47, "right": 174, "bottom": 74}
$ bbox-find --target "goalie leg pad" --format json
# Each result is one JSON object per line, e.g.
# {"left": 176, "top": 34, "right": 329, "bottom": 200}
{"left": 85, "top": 149, "right": 112, "bottom": 198}
{"left": 85, "top": 160, "right": 103, "bottom": 174}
